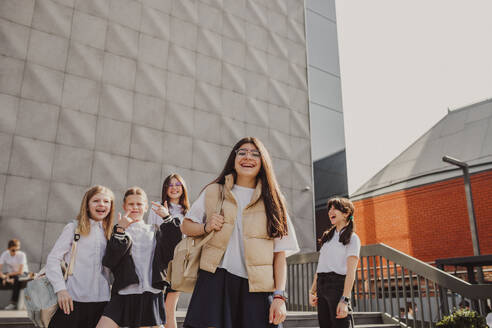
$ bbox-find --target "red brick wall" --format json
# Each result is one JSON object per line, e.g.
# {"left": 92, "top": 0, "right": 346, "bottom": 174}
{"left": 353, "top": 170, "right": 492, "bottom": 262}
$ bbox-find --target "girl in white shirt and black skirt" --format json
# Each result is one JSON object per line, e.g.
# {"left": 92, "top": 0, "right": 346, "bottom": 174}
{"left": 309, "top": 197, "right": 361, "bottom": 328}
{"left": 147, "top": 173, "right": 190, "bottom": 328}
{"left": 181, "top": 137, "right": 300, "bottom": 328}
{"left": 97, "top": 186, "right": 170, "bottom": 328}
{"left": 46, "top": 185, "right": 115, "bottom": 328}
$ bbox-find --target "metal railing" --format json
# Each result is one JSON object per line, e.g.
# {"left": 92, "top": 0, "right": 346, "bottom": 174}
{"left": 286, "top": 243, "right": 492, "bottom": 326}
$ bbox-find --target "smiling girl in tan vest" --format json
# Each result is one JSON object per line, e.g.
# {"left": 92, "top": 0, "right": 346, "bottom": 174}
{"left": 181, "top": 137, "right": 299, "bottom": 328}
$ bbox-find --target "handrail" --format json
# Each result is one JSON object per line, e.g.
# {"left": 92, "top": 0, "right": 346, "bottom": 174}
{"left": 361, "top": 244, "right": 492, "bottom": 298}
{"left": 285, "top": 243, "right": 492, "bottom": 325}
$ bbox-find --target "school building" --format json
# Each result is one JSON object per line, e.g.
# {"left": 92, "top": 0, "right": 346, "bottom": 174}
{"left": 350, "top": 100, "right": 492, "bottom": 263}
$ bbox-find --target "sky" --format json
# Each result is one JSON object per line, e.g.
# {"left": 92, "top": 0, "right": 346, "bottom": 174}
{"left": 334, "top": 0, "right": 492, "bottom": 194}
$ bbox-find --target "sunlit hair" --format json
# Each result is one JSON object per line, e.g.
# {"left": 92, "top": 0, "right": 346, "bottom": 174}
{"left": 319, "top": 197, "right": 355, "bottom": 246}
{"left": 209, "top": 137, "right": 289, "bottom": 238}
{"left": 8, "top": 239, "right": 20, "bottom": 249}
{"left": 161, "top": 174, "right": 190, "bottom": 214}
{"left": 77, "top": 185, "right": 115, "bottom": 240}
{"left": 124, "top": 186, "right": 148, "bottom": 204}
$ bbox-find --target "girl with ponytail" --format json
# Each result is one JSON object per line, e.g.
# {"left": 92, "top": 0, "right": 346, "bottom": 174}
{"left": 309, "top": 197, "right": 361, "bottom": 328}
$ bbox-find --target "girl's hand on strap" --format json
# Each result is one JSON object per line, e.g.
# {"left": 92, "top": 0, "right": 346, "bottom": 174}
{"left": 269, "top": 298, "right": 287, "bottom": 325}
{"left": 336, "top": 301, "right": 349, "bottom": 318}
{"left": 205, "top": 213, "right": 224, "bottom": 232}
{"left": 57, "top": 289, "right": 73, "bottom": 315}
{"left": 117, "top": 211, "right": 137, "bottom": 230}
{"left": 151, "top": 201, "right": 170, "bottom": 218}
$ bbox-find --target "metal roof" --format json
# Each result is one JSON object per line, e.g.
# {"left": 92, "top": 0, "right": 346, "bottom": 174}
{"left": 352, "top": 98, "right": 492, "bottom": 200}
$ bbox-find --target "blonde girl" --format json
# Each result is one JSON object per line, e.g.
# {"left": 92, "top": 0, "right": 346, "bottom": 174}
{"left": 46, "top": 185, "right": 115, "bottom": 328}
{"left": 97, "top": 187, "right": 168, "bottom": 328}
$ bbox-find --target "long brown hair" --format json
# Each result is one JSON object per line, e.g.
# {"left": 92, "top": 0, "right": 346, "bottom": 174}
{"left": 319, "top": 197, "right": 355, "bottom": 246}
{"left": 161, "top": 173, "right": 190, "bottom": 214}
{"left": 77, "top": 185, "right": 115, "bottom": 240}
{"left": 209, "top": 137, "right": 289, "bottom": 238}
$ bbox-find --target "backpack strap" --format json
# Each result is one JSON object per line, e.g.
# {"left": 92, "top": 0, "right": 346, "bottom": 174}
{"left": 63, "top": 221, "right": 81, "bottom": 281}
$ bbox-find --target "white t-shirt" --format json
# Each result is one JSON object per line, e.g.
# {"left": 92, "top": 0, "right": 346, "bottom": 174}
{"left": 0, "top": 250, "right": 28, "bottom": 274}
{"left": 187, "top": 185, "right": 300, "bottom": 279}
{"left": 118, "top": 220, "right": 161, "bottom": 295}
{"left": 316, "top": 229, "right": 361, "bottom": 275}
{"left": 147, "top": 202, "right": 185, "bottom": 226}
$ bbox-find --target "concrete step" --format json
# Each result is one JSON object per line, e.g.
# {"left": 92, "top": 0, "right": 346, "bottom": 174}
{"left": 0, "top": 310, "right": 401, "bottom": 328}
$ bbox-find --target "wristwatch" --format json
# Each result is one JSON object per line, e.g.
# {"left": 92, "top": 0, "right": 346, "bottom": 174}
{"left": 340, "top": 296, "right": 350, "bottom": 304}
{"left": 273, "top": 290, "right": 289, "bottom": 302}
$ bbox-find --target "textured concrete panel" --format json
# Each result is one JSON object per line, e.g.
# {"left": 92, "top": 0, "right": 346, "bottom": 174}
{"left": 0, "top": 56, "right": 24, "bottom": 96}
{"left": 0, "top": 134, "right": 12, "bottom": 174}
{"left": 269, "top": 103, "right": 290, "bottom": 134}
{"left": 128, "top": 159, "right": 162, "bottom": 196}
{"left": 134, "top": 93, "right": 166, "bottom": 130}
{"left": 163, "top": 102, "right": 194, "bottom": 136}
{"left": 162, "top": 132, "right": 193, "bottom": 168}
{"left": 0, "top": 0, "right": 35, "bottom": 26}
{"left": 197, "top": 28, "right": 222, "bottom": 59}
{"left": 194, "top": 110, "right": 221, "bottom": 144}
{"left": 52, "top": 144, "right": 93, "bottom": 186}
{"left": 67, "top": 41, "right": 104, "bottom": 81}
{"left": 166, "top": 72, "right": 195, "bottom": 107}
{"left": 138, "top": 33, "right": 168, "bottom": 69}
{"left": 9, "top": 136, "right": 55, "bottom": 180}
{"left": 0, "top": 94, "right": 19, "bottom": 134}
{"left": 72, "top": 10, "right": 107, "bottom": 49}
{"left": 192, "top": 139, "right": 228, "bottom": 173}
{"left": 222, "top": 13, "right": 245, "bottom": 43}
{"left": 198, "top": 2, "right": 222, "bottom": 32}
{"left": 102, "top": 53, "right": 137, "bottom": 91}
{"left": 32, "top": 0, "right": 72, "bottom": 38}
{"left": 27, "top": 29, "right": 69, "bottom": 71}
{"left": 46, "top": 182, "right": 86, "bottom": 222}
{"left": 75, "top": 0, "right": 110, "bottom": 19}
{"left": 136, "top": 62, "right": 167, "bottom": 99}
{"left": 195, "top": 82, "right": 221, "bottom": 113}
{"left": 244, "top": 70, "right": 268, "bottom": 101}
{"left": 196, "top": 54, "right": 221, "bottom": 86}
{"left": 57, "top": 108, "right": 97, "bottom": 149}
{"left": 106, "top": 23, "right": 139, "bottom": 59}
{"left": 222, "top": 89, "right": 245, "bottom": 121}
{"left": 41, "top": 221, "right": 67, "bottom": 263}
{"left": 0, "top": 175, "right": 5, "bottom": 213}
{"left": 100, "top": 84, "right": 134, "bottom": 122}
{"left": 168, "top": 44, "right": 196, "bottom": 77}
{"left": 95, "top": 117, "right": 132, "bottom": 156}
{"left": 62, "top": 74, "right": 100, "bottom": 114}
{"left": 131, "top": 125, "right": 163, "bottom": 162}
{"left": 170, "top": 17, "right": 197, "bottom": 51}
{"left": 16, "top": 99, "right": 59, "bottom": 142}
{"left": 109, "top": 0, "right": 141, "bottom": 30}
{"left": 22, "top": 63, "right": 64, "bottom": 105}
{"left": 0, "top": 19, "right": 30, "bottom": 60}
{"left": 140, "top": 7, "right": 170, "bottom": 41}
{"left": 3, "top": 176, "right": 49, "bottom": 220}
{"left": 141, "top": 0, "right": 172, "bottom": 14}
{"left": 245, "top": 21, "right": 268, "bottom": 50}
{"left": 91, "top": 151, "right": 128, "bottom": 190}
{"left": 220, "top": 117, "right": 246, "bottom": 147}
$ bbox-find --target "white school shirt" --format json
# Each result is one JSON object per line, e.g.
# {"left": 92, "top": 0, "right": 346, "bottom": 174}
{"left": 0, "top": 250, "right": 28, "bottom": 273}
{"left": 316, "top": 229, "right": 361, "bottom": 275}
{"left": 46, "top": 220, "right": 111, "bottom": 302}
{"left": 118, "top": 220, "right": 161, "bottom": 295}
{"left": 147, "top": 202, "right": 185, "bottom": 226}
{"left": 187, "top": 185, "right": 300, "bottom": 279}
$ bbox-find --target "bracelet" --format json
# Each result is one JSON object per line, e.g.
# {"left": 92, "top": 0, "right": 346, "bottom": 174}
{"left": 273, "top": 295, "right": 286, "bottom": 302}
{"left": 203, "top": 222, "right": 208, "bottom": 234}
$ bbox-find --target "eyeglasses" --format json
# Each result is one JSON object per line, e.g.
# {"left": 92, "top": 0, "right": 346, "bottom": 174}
{"left": 235, "top": 148, "right": 261, "bottom": 158}
{"left": 169, "top": 182, "right": 182, "bottom": 187}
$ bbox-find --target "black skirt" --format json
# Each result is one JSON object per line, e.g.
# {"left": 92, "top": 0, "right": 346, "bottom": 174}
{"left": 316, "top": 272, "right": 353, "bottom": 328}
{"left": 103, "top": 291, "right": 166, "bottom": 328}
{"left": 48, "top": 301, "right": 107, "bottom": 328}
{"left": 184, "top": 268, "right": 278, "bottom": 328}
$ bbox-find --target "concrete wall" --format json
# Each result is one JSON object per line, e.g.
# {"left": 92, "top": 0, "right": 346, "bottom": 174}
{"left": 0, "top": 0, "right": 315, "bottom": 277}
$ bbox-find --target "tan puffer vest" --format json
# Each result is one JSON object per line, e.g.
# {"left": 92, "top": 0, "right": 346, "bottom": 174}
{"left": 199, "top": 174, "right": 275, "bottom": 292}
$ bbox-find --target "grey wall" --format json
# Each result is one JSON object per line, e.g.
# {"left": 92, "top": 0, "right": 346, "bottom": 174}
{"left": 305, "top": 0, "right": 345, "bottom": 161}
{"left": 0, "top": 0, "right": 315, "bottom": 275}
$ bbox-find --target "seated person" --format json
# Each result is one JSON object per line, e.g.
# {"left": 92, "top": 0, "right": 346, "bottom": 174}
{"left": 0, "top": 239, "right": 29, "bottom": 310}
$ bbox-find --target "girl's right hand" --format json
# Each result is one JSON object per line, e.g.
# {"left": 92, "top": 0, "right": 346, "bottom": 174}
{"left": 309, "top": 293, "right": 318, "bottom": 306}
{"left": 57, "top": 289, "right": 73, "bottom": 315}
{"left": 205, "top": 213, "right": 225, "bottom": 232}
{"left": 117, "top": 211, "right": 136, "bottom": 230}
